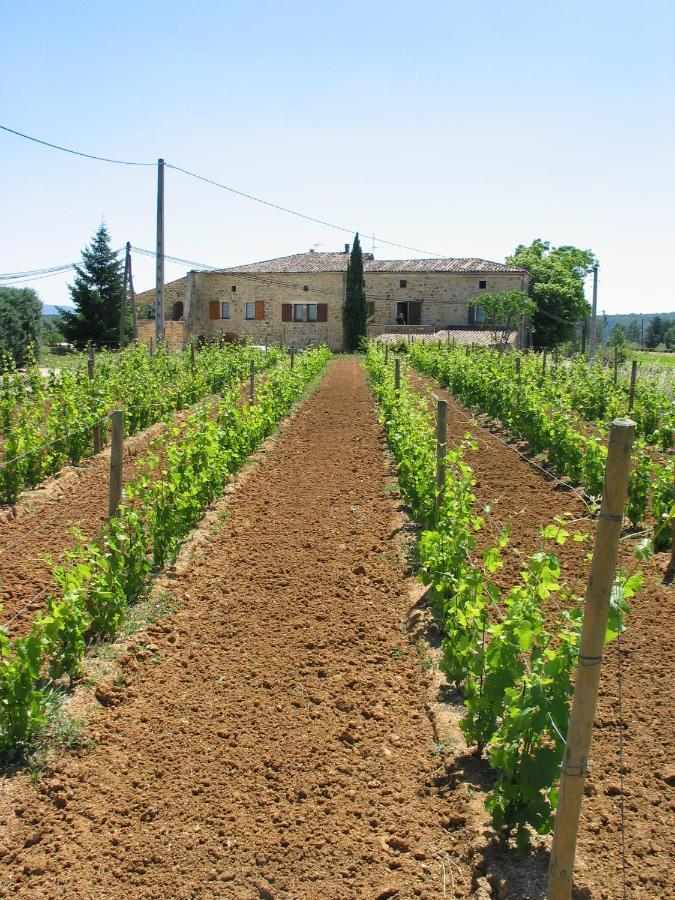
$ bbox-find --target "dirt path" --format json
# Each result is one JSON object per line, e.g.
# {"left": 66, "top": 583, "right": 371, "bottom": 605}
{"left": 0, "top": 418, "right": 179, "bottom": 638}
{"left": 0, "top": 359, "right": 471, "bottom": 899}
{"left": 409, "top": 368, "right": 674, "bottom": 900}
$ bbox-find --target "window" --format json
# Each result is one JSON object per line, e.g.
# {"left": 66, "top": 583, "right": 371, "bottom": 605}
{"left": 400, "top": 279, "right": 407, "bottom": 288}
{"left": 293, "top": 303, "right": 305, "bottom": 322}
{"left": 245, "top": 302, "right": 255, "bottom": 320}
{"left": 221, "top": 301, "right": 230, "bottom": 319}
{"left": 231, "top": 285, "right": 237, "bottom": 293}
{"left": 307, "top": 304, "right": 317, "bottom": 322}
{"left": 303, "top": 285, "right": 309, "bottom": 292}
{"left": 479, "top": 280, "right": 487, "bottom": 290}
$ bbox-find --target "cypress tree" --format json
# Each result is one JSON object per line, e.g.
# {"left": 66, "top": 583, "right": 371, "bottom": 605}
{"left": 342, "top": 233, "right": 368, "bottom": 352}
{"left": 59, "top": 223, "right": 127, "bottom": 347}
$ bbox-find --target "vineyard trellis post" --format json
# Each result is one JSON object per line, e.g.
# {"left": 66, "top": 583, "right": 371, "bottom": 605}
{"left": 249, "top": 359, "right": 255, "bottom": 401}
{"left": 515, "top": 356, "right": 522, "bottom": 405}
{"left": 542, "top": 349, "right": 547, "bottom": 377}
{"left": 628, "top": 361, "right": 638, "bottom": 411}
{"left": 435, "top": 398, "right": 447, "bottom": 511}
{"left": 108, "top": 410, "right": 125, "bottom": 518}
{"left": 290, "top": 347, "right": 295, "bottom": 369}
{"left": 548, "top": 416, "right": 636, "bottom": 900}
{"left": 87, "top": 348, "right": 102, "bottom": 453}
{"left": 613, "top": 345, "right": 619, "bottom": 386}
{"left": 385, "top": 344, "right": 389, "bottom": 364}
{"left": 190, "top": 342, "right": 196, "bottom": 374}
{"left": 394, "top": 357, "right": 401, "bottom": 393}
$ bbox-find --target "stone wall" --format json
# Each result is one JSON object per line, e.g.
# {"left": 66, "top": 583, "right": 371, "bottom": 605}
{"left": 134, "top": 269, "right": 529, "bottom": 351}
{"left": 365, "top": 273, "right": 527, "bottom": 329}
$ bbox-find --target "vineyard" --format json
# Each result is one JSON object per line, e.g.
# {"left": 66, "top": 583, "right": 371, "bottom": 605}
{"left": 0, "top": 346, "right": 672, "bottom": 899}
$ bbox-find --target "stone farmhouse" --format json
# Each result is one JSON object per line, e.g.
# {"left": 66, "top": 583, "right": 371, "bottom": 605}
{"left": 135, "top": 246, "right": 531, "bottom": 351}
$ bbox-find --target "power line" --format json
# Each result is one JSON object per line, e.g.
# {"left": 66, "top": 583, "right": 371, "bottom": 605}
{"left": 164, "top": 162, "right": 446, "bottom": 257}
{"left": 1, "top": 124, "right": 448, "bottom": 258}
{"left": 0, "top": 124, "right": 154, "bottom": 167}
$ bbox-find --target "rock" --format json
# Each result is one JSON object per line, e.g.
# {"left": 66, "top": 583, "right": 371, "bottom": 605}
{"left": 661, "top": 768, "right": 675, "bottom": 786}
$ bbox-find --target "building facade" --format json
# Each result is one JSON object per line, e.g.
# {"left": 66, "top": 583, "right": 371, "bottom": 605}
{"left": 135, "top": 248, "right": 530, "bottom": 350}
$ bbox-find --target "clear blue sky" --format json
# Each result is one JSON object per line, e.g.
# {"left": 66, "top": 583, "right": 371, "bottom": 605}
{"left": 1, "top": 0, "right": 674, "bottom": 314}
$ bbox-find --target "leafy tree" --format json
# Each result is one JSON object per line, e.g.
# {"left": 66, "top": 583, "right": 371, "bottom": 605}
{"left": 664, "top": 323, "right": 675, "bottom": 350}
{"left": 59, "top": 223, "right": 128, "bottom": 347}
{"left": 608, "top": 324, "right": 626, "bottom": 346}
{"left": 645, "top": 315, "right": 667, "bottom": 349}
{"left": 626, "top": 319, "right": 641, "bottom": 343}
{"left": 507, "top": 239, "right": 596, "bottom": 348}
{"left": 469, "top": 290, "right": 535, "bottom": 351}
{"left": 0, "top": 286, "right": 42, "bottom": 368}
{"left": 342, "top": 233, "right": 368, "bottom": 352}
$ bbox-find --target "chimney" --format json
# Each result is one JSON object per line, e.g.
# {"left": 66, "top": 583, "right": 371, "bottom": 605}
{"left": 309, "top": 248, "right": 315, "bottom": 253}
{"left": 344, "top": 243, "right": 350, "bottom": 254}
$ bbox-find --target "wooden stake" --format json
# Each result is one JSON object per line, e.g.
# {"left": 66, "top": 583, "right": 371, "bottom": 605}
{"left": 249, "top": 359, "right": 255, "bottom": 401}
{"left": 385, "top": 344, "right": 389, "bottom": 364}
{"left": 87, "top": 348, "right": 102, "bottom": 452}
{"left": 108, "top": 410, "right": 124, "bottom": 518}
{"left": 436, "top": 398, "right": 448, "bottom": 508}
{"left": 548, "top": 417, "right": 636, "bottom": 900}
{"left": 394, "top": 357, "right": 401, "bottom": 392}
{"left": 149, "top": 338, "right": 154, "bottom": 356}
{"left": 190, "top": 341, "right": 196, "bottom": 374}
{"left": 542, "top": 349, "right": 548, "bottom": 377}
{"left": 628, "top": 360, "right": 638, "bottom": 411}
{"left": 515, "top": 356, "right": 522, "bottom": 403}
{"left": 613, "top": 345, "right": 619, "bottom": 386}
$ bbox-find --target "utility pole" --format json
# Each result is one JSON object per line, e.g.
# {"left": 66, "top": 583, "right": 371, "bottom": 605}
{"left": 119, "top": 242, "right": 131, "bottom": 349}
{"left": 128, "top": 244, "right": 138, "bottom": 338}
{"left": 589, "top": 265, "right": 598, "bottom": 361}
{"left": 155, "top": 158, "right": 165, "bottom": 346}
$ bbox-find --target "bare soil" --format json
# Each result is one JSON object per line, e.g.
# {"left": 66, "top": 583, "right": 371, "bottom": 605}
{"left": 410, "top": 369, "right": 675, "bottom": 900}
{"left": 0, "top": 419, "right": 174, "bottom": 638}
{"left": 0, "top": 359, "right": 475, "bottom": 899}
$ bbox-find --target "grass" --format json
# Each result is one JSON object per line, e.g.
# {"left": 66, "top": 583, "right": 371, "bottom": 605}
{"left": 38, "top": 345, "right": 88, "bottom": 373}
{"left": 632, "top": 350, "right": 675, "bottom": 368}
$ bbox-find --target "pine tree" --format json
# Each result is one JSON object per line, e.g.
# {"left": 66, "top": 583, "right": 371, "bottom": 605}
{"left": 59, "top": 223, "right": 127, "bottom": 347}
{"left": 0, "top": 287, "right": 42, "bottom": 368}
{"left": 342, "top": 233, "right": 367, "bottom": 352}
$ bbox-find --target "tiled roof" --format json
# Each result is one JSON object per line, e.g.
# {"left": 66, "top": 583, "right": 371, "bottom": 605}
{"left": 212, "top": 252, "right": 527, "bottom": 276}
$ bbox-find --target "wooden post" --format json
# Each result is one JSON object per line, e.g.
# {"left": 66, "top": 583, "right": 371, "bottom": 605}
{"left": 87, "top": 347, "right": 102, "bottom": 453}
{"left": 249, "top": 359, "right": 255, "bottom": 401}
{"left": 120, "top": 242, "right": 130, "bottom": 348}
{"left": 128, "top": 244, "right": 138, "bottom": 338}
{"left": 190, "top": 341, "right": 196, "bottom": 374}
{"left": 155, "top": 158, "right": 165, "bottom": 346}
{"left": 548, "top": 417, "right": 636, "bottom": 900}
{"left": 385, "top": 344, "right": 389, "bottom": 364}
{"left": 108, "top": 410, "right": 124, "bottom": 518}
{"left": 613, "top": 345, "right": 619, "bottom": 386}
{"left": 149, "top": 338, "right": 154, "bottom": 356}
{"left": 394, "top": 357, "right": 401, "bottom": 392}
{"left": 515, "top": 356, "right": 522, "bottom": 404}
{"left": 628, "top": 360, "right": 638, "bottom": 411}
{"left": 435, "top": 398, "right": 448, "bottom": 508}
{"left": 290, "top": 347, "right": 295, "bottom": 369}
{"left": 542, "top": 349, "right": 548, "bottom": 377}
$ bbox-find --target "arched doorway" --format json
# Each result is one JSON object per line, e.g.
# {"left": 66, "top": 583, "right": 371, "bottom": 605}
{"left": 172, "top": 300, "right": 184, "bottom": 321}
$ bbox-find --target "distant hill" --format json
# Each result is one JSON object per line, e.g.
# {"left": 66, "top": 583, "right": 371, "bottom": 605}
{"left": 42, "top": 304, "right": 73, "bottom": 317}
{"left": 602, "top": 311, "right": 675, "bottom": 340}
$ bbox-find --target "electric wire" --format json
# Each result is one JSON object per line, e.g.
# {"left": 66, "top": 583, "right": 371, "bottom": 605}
{"left": 0, "top": 124, "right": 154, "bottom": 167}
